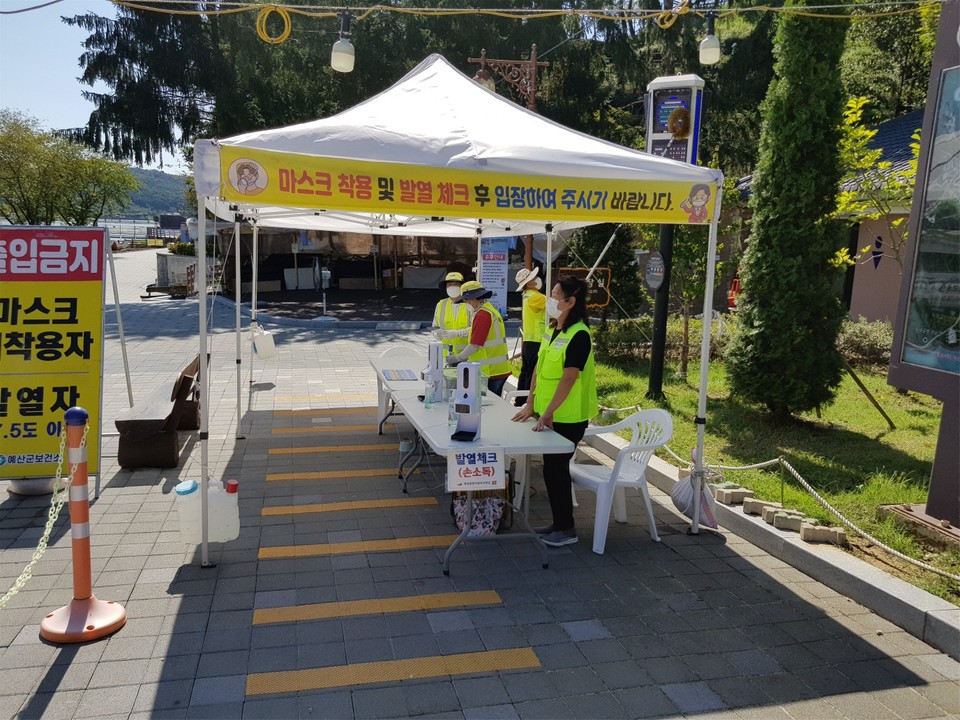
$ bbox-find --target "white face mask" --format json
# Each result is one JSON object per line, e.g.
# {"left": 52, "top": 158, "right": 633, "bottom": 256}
{"left": 546, "top": 297, "right": 563, "bottom": 319}
{"left": 446, "top": 286, "right": 460, "bottom": 299}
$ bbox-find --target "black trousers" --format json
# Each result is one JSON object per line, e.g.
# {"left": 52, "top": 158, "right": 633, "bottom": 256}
{"left": 517, "top": 340, "right": 540, "bottom": 393}
{"left": 541, "top": 420, "right": 588, "bottom": 531}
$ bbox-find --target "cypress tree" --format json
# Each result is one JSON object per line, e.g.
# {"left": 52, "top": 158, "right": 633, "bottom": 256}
{"left": 726, "top": 1, "right": 848, "bottom": 421}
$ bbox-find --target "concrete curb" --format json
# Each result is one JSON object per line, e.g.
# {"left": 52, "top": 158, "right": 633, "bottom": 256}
{"left": 582, "top": 430, "right": 960, "bottom": 662}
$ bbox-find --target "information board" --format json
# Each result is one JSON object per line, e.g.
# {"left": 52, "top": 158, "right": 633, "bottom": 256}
{"left": 0, "top": 227, "right": 105, "bottom": 479}
{"left": 480, "top": 238, "right": 510, "bottom": 317}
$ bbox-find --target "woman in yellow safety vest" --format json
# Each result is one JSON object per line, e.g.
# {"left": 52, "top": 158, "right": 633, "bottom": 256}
{"left": 445, "top": 280, "right": 513, "bottom": 396}
{"left": 515, "top": 266, "right": 546, "bottom": 401}
{"left": 432, "top": 271, "right": 471, "bottom": 356}
{"left": 511, "top": 275, "right": 597, "bottom": 547}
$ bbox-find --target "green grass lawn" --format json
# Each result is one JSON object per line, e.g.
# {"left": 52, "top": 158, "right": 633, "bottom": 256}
{"left": 593, "top": 357, "right": 960, "bottom": 602}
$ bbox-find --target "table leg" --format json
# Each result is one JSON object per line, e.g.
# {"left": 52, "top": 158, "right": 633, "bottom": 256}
{"left": 376, "top": 378, "right": 389, "bottom": 435}
{"left": 442, "top": 490, "right": 472, "bottom": 575}
{"left": 400, "top": 434, "right": 427, "bottom": 493}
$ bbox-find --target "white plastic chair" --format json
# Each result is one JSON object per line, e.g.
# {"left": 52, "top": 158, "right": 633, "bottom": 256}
{"left": 570, "top": 409, "right": 673, "bottom": 554}
{"left": 377, "top": 345, "right": 424, "bottom": 434}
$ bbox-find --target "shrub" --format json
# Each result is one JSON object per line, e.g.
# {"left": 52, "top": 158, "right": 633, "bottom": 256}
{"left": 838, "top": 316, "right": 893, "bottom": 366}
{"left": 169, "top": 241, "right": 196, "bottom": 256}
{"left": 594, "top": 313, "right": 738, "bottom": 363}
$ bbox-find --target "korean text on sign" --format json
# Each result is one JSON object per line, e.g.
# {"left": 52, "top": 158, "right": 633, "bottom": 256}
{"left": 0, "top": 227, "right": 104, "bottom": 479}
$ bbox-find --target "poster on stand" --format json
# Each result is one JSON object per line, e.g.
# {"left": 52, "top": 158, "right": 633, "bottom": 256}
{"left": 480, "top": 238, "right": 510, "bottom": 317}
{"left": 0, "top": 227, "right": 105, "bottom": 480}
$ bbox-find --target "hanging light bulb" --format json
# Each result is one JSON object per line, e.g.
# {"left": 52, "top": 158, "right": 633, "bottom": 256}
{"left": 331, "top": 12, "right": 355, "bottom": 73}
{"left": 699, "top": 12, "right": 721, "bottom": 65}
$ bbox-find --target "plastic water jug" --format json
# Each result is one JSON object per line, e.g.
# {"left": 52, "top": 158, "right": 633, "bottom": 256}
{"left": 174, "top": 479, "right": 240, "bottom": 544}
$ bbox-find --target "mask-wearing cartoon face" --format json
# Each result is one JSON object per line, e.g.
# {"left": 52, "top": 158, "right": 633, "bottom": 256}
{"left": 446, "top": 285, "right": 461, "bottom": 299}
{"left": 691, "top": 189, "right": 709, "bottom": 209}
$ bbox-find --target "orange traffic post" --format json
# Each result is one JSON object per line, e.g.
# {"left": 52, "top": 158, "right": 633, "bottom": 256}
{"left": 40, "top": 407, "right": 126, "bottom": 643}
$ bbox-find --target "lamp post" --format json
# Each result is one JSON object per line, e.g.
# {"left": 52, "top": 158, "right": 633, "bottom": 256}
{"left": 468, "top": 45, "right": 549, "bottom": 271}
{"left": 467, "top": 45, "right": 549, "bottom": 113}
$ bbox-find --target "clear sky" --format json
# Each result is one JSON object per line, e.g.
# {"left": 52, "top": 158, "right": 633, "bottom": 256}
{"left": 0, "top": 0, "right": 187, "bottom": 172}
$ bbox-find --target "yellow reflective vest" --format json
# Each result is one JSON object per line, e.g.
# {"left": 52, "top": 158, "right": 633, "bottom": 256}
{"left": 433, "top": 297, "right": 470, "bottom": 355}
{"left": 471, "top": 302, "right": 513, "bottom": 378}
{"left": 521, "top": 290, "right": 547, "bottom": 344}
{"left": 533, "top": 321, "right": 598, "bottom": 423}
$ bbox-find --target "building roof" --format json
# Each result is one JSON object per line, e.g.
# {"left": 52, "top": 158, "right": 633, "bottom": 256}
{"left": 735, "top": 108, "right": 923, "bottom": 197}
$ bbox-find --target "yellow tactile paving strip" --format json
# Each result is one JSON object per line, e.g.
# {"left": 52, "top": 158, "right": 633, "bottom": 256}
{"left": 259, "top": 535, "right": 460, "bottom": 559}
{"left": 273, "top": 406, "right": 377, "bottom": 416}
{"left": 253, "top": 590, "right": 501, "bottom": 625}
{"left": 262, "top": 497, "right": 437, "bottom": 517}
{"left": 268, "top": 443, "right": 393, "bottom": 456}
{"left": 246, "top": 648, "right": 540, "bottom": 696}
{"left": 272, "top": 424, "right": 389, "bottom": 435}
{"left": 266, "top": 468, "right": 407, "bottom": 482}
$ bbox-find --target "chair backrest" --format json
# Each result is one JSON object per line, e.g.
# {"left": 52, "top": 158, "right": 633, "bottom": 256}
{"left": 379, "top": 345, "right": 424, "bottom": 358}
{"left": 613, "top": 409, "right": 673, "bottom": 484}
{"left": 503, "top": 390, "right": 529, "bottom": 405}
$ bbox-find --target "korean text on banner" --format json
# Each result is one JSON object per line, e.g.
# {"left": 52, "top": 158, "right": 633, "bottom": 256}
{"left": 0, "top": 227, "right": 105, "bottom": 479}
{"left": 480, "top": 239, "right": 510, "bottom": 317}
{"left": 217, "top": 147, "right": 717, "bottom": 225}
{"left": 446, "top": 448, "right": 505, "bottom": 492}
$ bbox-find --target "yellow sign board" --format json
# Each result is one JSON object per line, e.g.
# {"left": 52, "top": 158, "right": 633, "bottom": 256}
{"left": 218, "top": 147, "right": 717, "bottom": 225}
{"left": 0, "top": 227, "right": 104, "bottom": 479}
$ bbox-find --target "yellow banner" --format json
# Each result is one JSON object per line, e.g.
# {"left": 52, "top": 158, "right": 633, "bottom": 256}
{"left": 218, "top": 147, "right": 717, "bottom": 225}
{"left": 0, "top": 280, "right": 102, "bottom": 478}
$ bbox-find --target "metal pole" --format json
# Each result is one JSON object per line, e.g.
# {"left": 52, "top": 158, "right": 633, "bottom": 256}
{"left": 692, "top": 187, "right": 724, "bottom": 534}
{"left": 646, "top": 225, "right": 675, "bottom": 401}
{"left": 106, "top": 242, "right": 133, "bottom": 408}
{"left": 197, "top": 201, "right": 211, "bottom": 566}
{"left": 234, "top": 218, "right": 243, "bottom": 439}
{"left": 250, "top": 222, "right": 258, "bottom": 385}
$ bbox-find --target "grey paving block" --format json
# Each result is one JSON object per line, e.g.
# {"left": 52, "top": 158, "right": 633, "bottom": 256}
{"left": 190, "top": 674, "right": 247, "bottom": 706}
{"left": 134, "top": 679, "right": 194, "bottom": 713}
{"left": 240, "top": 696, "right": 300, "bottom": 719}
{"left": 462, "top": 704, "right": 519, "bottom": 720}
{"left": 563, "top": 691, "right": 631, "bottom": 720}
{"left": 298, "top": 690, "right": 354, "bottom": 719}
{"left": 453, "top": 676, "right": 511, "bottom": 709}
{"left": 352, "top": 686, "right": 407, "bottom": 719}
{"left": 659, "top": 681, "right": 727, "bottom": 714}
{"left": 560, "top": 619, "right": 612, "bottom": 642}
{"left": 514, "top": 697, "right": 574, "bottom": 719}
{"left": 74, "top": 683, "right": 140, "bottom": 718}
{"left": 404, "top": 680, "right": 462, "bottom": 716}
{"left": 15, "top": 689, "right": 82, "bottom": 720}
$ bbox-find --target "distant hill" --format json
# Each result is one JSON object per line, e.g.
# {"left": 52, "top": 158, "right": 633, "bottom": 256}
{"left": 122, "top": 167, "right": 192, "bottom": 219}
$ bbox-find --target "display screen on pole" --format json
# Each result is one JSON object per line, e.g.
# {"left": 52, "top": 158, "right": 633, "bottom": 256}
{"left": 652, "top": 88, "right": 693, "bottom": 133}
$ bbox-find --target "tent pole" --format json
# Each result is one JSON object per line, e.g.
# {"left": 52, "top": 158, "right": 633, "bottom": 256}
{"left": 234, "top": 218, "right": 244, "bottom": 440}
{"left": 585, "top": 224, "right": 621, "bottom": 281}
{"left": 106, "top": 242, "right": 134, "bottom": 409}
{"left": 475, "top": 228, "right": 482, "bottom": 281}
{"left": 250, "top": 222, "right": 258, "bottom": 385}
{"left": 198, "top": 200, "right": 211, "bottom": 566}
{"left": 692, "top": 185, "right": 724, "bottom": 535}
{"left": 545, "top": 226, "right": 554, "bottom": 295}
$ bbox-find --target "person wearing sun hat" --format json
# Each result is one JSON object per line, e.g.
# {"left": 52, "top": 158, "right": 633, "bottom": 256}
{"left": 514, "top": 266, "right": 546, "bottom": 402}
{"left": 446, "top": 280, "right": 513, "bottom": 396}
{"left": 431, "top": 271, "right": 471, "bottom": 357}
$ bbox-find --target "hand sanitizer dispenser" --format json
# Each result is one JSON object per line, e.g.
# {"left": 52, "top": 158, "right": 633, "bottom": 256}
{"left": 451, "top": 361, "right": 481, "bottom": 441}
{"left": 423, "top": 341, "right": 444, "bottom": 406}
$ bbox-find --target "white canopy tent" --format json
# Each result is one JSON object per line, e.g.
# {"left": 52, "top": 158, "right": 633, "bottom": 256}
{"left": 192, "top": 54, "right": 724, "bottom": 564}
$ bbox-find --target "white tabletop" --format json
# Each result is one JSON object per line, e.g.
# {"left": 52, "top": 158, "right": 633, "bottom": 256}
{"left": 392, "top": 382, "right": 573, "bottom": 457}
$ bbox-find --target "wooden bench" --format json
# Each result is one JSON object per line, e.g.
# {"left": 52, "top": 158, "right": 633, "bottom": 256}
{"left": 115, "top": 355, "right": 201, "bottom": 469}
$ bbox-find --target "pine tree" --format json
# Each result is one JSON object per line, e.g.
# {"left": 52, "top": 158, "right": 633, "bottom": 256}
{"left": 726, "top": 1, "right": 848, "bottom": 421}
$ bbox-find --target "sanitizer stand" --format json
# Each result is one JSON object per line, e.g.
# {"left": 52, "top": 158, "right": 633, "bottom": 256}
{"left": 423, "top": 341, "right": 444, "bottom": 406}
{"left": 451, "top": 362, "right": 481, "bottom": 441}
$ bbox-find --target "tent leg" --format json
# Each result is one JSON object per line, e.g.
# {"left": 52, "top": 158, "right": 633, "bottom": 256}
{"left": 198, "top": 201, "right": 212, "bottom": 567}
{"left": 234, "top": 219, "right": 244, "bottom": 440}
{"left": 692, "top": 186, "right": 724, "bottom": 535}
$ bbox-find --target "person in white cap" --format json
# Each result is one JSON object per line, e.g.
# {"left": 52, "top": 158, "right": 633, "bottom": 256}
{"left": 431, "top": 271, "right": 471, "bottom": 357}
{"left": 515, "top": 266, "right": 545, "bottom": 403}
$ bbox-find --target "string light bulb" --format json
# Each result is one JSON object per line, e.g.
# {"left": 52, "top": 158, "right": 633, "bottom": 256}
{"left": 331, "top": 12, "right": 355, "bottom": 73}
{"left": 699, "top": 12, "right": 720, "bottom": 65}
